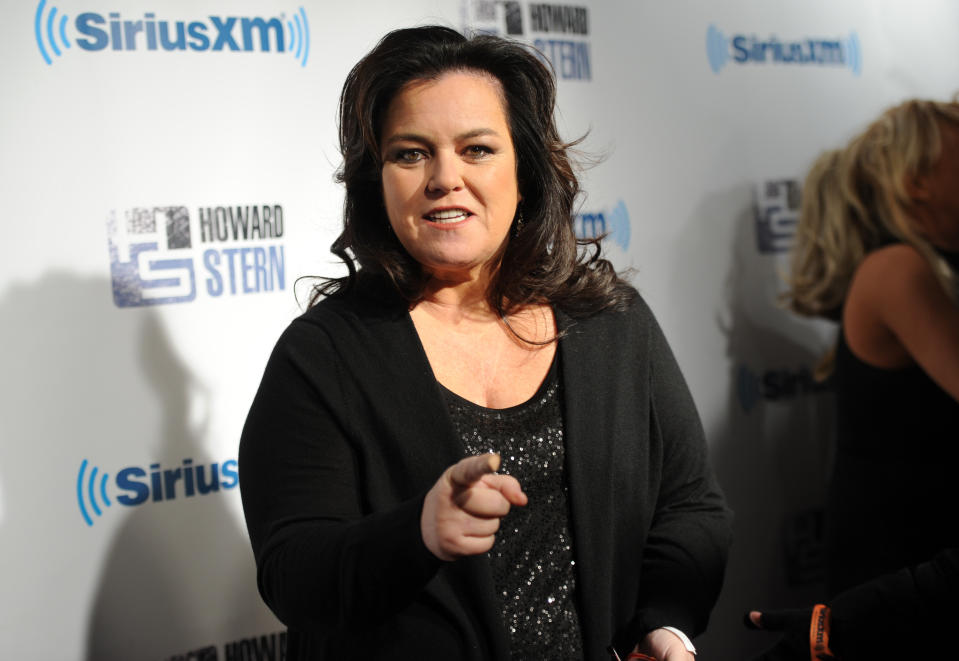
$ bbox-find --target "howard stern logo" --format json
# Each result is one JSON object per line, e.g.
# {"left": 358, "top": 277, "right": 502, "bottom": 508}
{"left": 77, "top": 457, "right": 238, "bottom": 527}
{"left": 166, "top": 630, "right": 287, "bottom": 661}
{"left": 34, "top": 1, "right": 311, "bottom": 66}
{"left": 706, "top": 24, "right": 861, "bottom": 76}
{"left": 755, "top": 179, "right": 799, "bottom": 254}
{"left": 106, "top": 204, "right": 286, "bottom": 308}
{"left": 574, "top": 199, "right": 630, "bottom": 250}
{"left": 737, "top": 364, "right": 832, "bottom": 413}
{"left": 462, "top": 0, "right": 591, "bottom": 80}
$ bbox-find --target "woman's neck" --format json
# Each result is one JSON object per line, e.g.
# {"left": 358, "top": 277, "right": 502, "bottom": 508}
{"left": 417, "top": 273, "right": 497, "bottom": 322}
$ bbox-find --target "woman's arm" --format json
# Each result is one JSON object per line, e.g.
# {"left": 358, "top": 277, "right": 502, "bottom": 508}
{"left": 238, "top": 320, "right": 443, "bottom": 632}
{"left": 629, "top": 301, "right": 734, "bottom": 643}
{"left": 827, "top": 546, "right": 959, "bottom": 657}
{"left": 744, "top": 547, "right": 959, "bottom": 660}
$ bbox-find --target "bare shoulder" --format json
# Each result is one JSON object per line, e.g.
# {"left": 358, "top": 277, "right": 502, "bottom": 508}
{"left": 846, "top": 243, "right": 959, "bottom": 385}
{"left": 845, "top": 244, "right": 945, "bottom": 367}
{"left": 849, "top": 243, "right": 945, "bottom": 309}
{"left": 855, "top": 243, "right": 933, "bottom": 284}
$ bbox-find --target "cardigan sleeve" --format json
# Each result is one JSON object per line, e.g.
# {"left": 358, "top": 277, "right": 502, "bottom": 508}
{"left": 629, "top": 302, "right": 733, "bottom": 640}
{"left": 238, "top": 318, "right": 443, "bottom": 632}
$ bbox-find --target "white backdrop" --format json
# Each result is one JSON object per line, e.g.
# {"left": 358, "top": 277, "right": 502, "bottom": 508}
{"left": 3, "top": 1, "right": 958, "bottom": 659}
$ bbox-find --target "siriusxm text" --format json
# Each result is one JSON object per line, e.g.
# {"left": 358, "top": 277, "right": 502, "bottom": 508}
{"left": 75, "top": 12, "right": 286, "bottom": 52}
{"left": 116, "top": 458, "right": 238, "bottom": 506}
{"left": 574, "top": 212, "right": 607, "bottom": 239}
{"left": 732, "top": 35, "right": 845, "bottom": 65}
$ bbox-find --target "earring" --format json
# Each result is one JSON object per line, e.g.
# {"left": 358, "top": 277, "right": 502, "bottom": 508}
{"left": 513, "top": 209, "right": 524, "bottom": 237}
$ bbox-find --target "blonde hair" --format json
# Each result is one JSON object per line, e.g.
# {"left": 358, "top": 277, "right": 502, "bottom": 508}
{"left": 785, "top": 98, "right": 959, "bottom": 322}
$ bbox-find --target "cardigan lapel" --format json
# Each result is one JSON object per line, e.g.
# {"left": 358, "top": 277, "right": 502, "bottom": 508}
{"left": 557, "top": 310, "right": 617, "bottom": 658}
{"left": 383, "top": 306, "right": 511, "bottom": 659}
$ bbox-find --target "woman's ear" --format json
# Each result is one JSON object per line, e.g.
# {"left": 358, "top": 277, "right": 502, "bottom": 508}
{"left": 904, "top": 172, "right": 931, "bottom": 202}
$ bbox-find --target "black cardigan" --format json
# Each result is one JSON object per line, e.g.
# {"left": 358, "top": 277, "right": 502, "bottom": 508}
{"left": 239, "top": 280, "right": 732, "bottom": 659}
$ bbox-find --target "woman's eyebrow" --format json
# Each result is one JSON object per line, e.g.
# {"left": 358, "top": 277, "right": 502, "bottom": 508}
{"left": 383, "top": 132, "right": 431, "bottom": 147}
{"left": 383, "top": 127, "right": 500, "bottom": 147}
{"left": 456, "top": 128, "right": 500, "bottom": 140}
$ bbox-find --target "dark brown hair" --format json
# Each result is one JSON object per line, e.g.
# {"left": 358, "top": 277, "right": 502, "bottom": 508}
{"left": 312, "top": 25, "right": 633, "bottom": 318}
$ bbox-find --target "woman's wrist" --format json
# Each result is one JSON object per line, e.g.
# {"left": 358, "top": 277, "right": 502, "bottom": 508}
{"left": 632, "top": 627, "right": 696, "bottom": 660}
{"left": 626, "top": 653, "right": 656, "bottom": 661}
{"left": 658, "top": 626, "right": 697, "bottom": 654}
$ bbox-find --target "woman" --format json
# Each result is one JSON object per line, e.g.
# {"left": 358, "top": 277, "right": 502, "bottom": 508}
{"left": 746, "top": 99, "right": 959, "bottom": 660}
{"left": 239, "top": 26, "right": 731, "bottom": 661}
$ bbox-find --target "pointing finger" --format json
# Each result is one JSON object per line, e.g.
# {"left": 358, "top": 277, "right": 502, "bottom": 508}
{"left": 481, "top": 473, "right": 528, "bottom": 506}
{"left": 448, "top": 453, "right": 501, "bottom": 489}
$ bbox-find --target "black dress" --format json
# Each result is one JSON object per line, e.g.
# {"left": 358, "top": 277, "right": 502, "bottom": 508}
{"left": 828, "top": 327, "right": 959, "bottom": 596}
{"left": 824, "top": 294, "right": 959, "bottom": 658}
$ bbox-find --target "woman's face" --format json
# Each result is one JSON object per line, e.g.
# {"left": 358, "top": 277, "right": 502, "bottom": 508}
{"left": 913, "top": 120, "right": 959, "bottom": 251}
{"left": 379, "top": 70, "right": 520, "bottom": 283}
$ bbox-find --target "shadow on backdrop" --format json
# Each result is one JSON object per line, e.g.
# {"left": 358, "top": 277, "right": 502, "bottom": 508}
{"left": 667, "top": 187, "right": 835, "bottom": 659}
{"left": 82, "top": 279, "right": 277, "bottom": 660}
{"left": 0, "top": 271, "right": 273, "bottom": 660}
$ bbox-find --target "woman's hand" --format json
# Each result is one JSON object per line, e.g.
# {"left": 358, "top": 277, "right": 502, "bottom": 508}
{"left": 743, "top": 607, "right": 836, "bottom": 661}
{"left": 421, "top": 453, "right": 528, "bottom": 561}
{"left": 632, "top": 628, "right": 695, "bottom": 661}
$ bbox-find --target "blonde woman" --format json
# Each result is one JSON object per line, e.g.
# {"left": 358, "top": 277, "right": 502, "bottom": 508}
{"left": 746, "top": 99, "right": 959, "bottom": 660}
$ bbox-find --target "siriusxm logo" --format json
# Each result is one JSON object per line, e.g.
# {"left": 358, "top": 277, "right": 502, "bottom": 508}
{"left": 34, "top": 1, "right": 310, "bottom": 66}
{"left": 574, "top": 199, "right": 630, "bottom": 250}
{"left": 737, "top": 364, "right": 832, "bottom": 413}
{"left": 107, "top": 204, "right": 286, "bottom": 308}
{"left": 77, "top": 458, "right": 238, "bottom": 526}
{"left": 706, "top": 24, "right": 861, "bottom": 76}
{"left": 755, "top": 179, "right": 800, "bottom": 254}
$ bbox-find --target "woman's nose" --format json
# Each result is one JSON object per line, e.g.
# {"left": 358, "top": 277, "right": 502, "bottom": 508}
{"left": 426, "top": 151, "right": 463, "bottom": 195}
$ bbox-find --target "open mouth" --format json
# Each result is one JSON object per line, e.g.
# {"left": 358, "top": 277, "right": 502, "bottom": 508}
{"left": 425, "top": 209, "right": 472, "bottom": 224}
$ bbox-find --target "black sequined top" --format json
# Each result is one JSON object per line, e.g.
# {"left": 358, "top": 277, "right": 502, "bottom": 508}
{"left": 440, "top": 358, "right": 585, "bottom": 659}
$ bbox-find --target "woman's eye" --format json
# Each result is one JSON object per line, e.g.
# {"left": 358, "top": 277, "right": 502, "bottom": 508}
{"left": 395, "top": 149, "right": 425, "bottom": 163}
{"left": 464, "top": 145, "right": 493, "bottom": 158}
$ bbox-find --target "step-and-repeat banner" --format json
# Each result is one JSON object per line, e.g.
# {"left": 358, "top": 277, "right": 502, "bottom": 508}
{"left": 3, "top": 1, "right": 957, "bottom": 658}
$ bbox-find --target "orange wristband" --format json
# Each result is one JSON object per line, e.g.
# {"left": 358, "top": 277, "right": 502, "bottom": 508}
{"left": 809, "top": 604, "right": 834, "bottom": 661}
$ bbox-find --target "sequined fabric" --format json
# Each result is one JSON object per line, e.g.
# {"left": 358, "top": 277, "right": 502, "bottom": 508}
{"left": 441, "top": 361, "right": 584, "bottom": 659}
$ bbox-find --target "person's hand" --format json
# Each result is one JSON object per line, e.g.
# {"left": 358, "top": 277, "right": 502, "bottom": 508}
{"left": 744, "top": 607, "right": 836, "bottom": 661}
{"left": 632, "top": 628, "right": 694, "bottom": 661}
{"left": 421, "top": 453, "right": 527, "bottom": 561}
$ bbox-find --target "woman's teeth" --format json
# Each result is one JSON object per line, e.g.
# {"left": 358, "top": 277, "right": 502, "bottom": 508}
{"left": 428, "top": 210, "right": 469, "bottom": 223}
